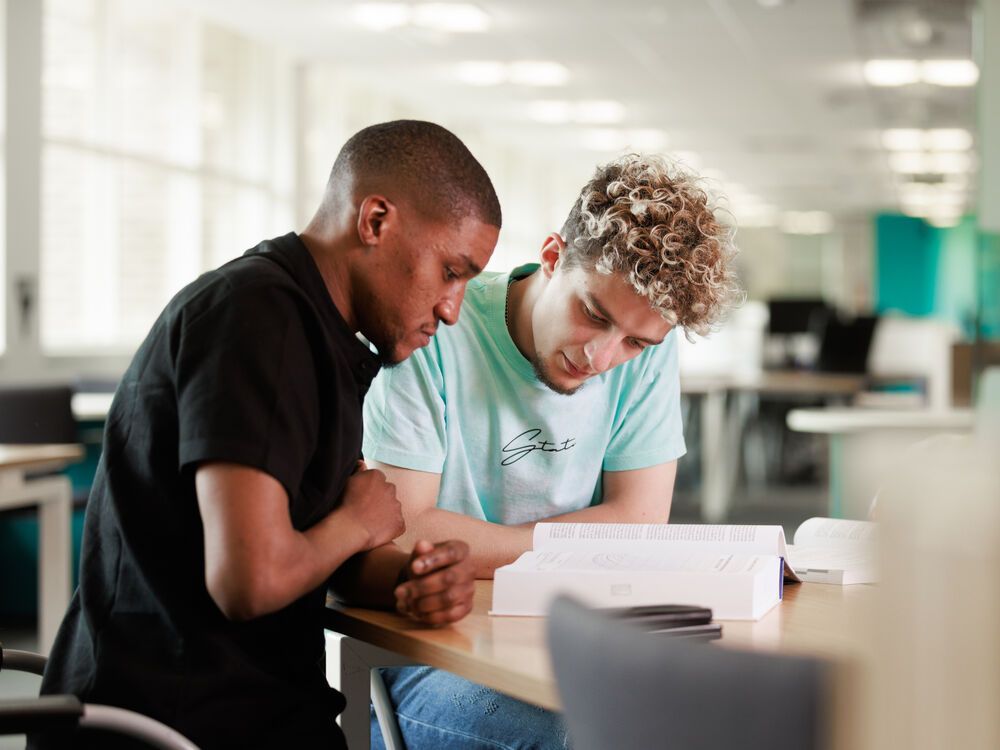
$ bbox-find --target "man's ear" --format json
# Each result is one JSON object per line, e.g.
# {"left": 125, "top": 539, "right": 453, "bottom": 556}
{"left": 356, "top": 195, "right": 394, "bottom": 246}
{"left": 539, "top": 233, "right": 567, "bottom": 278}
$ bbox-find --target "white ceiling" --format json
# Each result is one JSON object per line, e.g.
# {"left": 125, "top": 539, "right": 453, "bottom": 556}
{"left": 175, "top": 0, "right": 979, "bottom": 225}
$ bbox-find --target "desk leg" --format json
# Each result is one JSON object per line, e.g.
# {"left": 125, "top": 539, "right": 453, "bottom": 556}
{"left": 37, "top": 476, "right": 72, "bottom": 655}
{"left": 700, "top": 390, "right": 728, "bottom": 523}
{"left": 326, "top": 631, "right": 415, "bottom": 750}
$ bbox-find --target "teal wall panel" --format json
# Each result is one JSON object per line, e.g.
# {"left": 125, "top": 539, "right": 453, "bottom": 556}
{"left": 875, "top": 214, "right": 940, "bottom": 316}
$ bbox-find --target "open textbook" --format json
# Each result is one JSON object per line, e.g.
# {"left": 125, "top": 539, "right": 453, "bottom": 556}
{"left": 491, "top": 523, "right": 790, "bottom": 621}
{"left": 786, "top": 517, "right": 878, "bottom": 585}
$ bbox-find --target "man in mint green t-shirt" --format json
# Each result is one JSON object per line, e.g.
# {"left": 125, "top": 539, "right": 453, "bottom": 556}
{"left": 363, "top": 154, "right": 741, "bottom": 750}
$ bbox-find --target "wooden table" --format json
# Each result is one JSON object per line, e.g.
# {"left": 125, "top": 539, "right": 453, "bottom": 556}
{"left": 0, "top": 444, "right": 83, "bottom": 653}
{"left": 325, "top": 579, "right": 876, "bottom": 747}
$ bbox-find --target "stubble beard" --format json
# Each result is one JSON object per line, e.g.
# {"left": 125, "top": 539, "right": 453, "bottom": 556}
{"left": 530, "top": 352, "right": 583, "bottom": 396}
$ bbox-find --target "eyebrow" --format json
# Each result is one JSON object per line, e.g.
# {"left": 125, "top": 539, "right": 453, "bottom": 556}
{"left": 460, "top": 254, "right": 483, "bottom": 277}
{"left": 586, "top": 293, "right": 666, "bottom": 346}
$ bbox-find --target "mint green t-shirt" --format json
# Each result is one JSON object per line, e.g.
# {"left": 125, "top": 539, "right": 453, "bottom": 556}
{"left": 362, "top": 265, "right": 686, "bottom": 525}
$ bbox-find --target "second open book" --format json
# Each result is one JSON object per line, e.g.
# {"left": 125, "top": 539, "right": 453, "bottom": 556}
{"left": 491, "top": 518, "right": 877, "bottom": 621}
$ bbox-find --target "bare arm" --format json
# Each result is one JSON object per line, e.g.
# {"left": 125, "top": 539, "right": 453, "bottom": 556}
{"left": 196, "top": 461, "right": 403, "bottom": 621}
{"left": 375, "top": 460, "right": 678, "bottom": 579}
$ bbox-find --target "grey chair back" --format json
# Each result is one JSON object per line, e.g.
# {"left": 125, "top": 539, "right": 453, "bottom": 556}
{"left": 547, "top": 596, "right": 827, "bottom": 750}
{"left": 0, "top": 385, "right": 77, "bottom": 444}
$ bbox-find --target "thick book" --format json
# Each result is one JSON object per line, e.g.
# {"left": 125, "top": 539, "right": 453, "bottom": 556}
{"left": 491, "top": 523, "right": 793, "bottom": 621}
{"left": 785, "top": 517, "right": 878, "bottom": 585}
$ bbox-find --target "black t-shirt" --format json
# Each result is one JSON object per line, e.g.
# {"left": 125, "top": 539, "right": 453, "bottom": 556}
{"left": 35, "top": 233, "right": 380, "bottom": 749}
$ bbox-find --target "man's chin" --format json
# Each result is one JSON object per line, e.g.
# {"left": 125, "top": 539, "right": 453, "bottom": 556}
{"left": 379, "top": 339, "right": 424, "bottom": 367}
{"left": 530, "top": 355, "right": 584, "bottom": 396}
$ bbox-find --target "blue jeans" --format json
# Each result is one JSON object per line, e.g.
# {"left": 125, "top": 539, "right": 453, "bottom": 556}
{"left": 370, "top": 666, "right": 570, "bottom": 750}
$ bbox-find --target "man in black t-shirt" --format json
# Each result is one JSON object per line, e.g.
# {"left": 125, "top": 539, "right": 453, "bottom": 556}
{"left": 34, "top": 120, "right": 501, "bottom": 749}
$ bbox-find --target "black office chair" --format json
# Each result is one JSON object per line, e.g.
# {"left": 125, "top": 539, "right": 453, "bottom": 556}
{"left": 0, "top": 643, "right": 200, "bottom": 749}
{"left": 0, "top": 385, "right": 78, "bottom": 445}
{"left": 547, "top": 596, "right": 827, "bottom": 750}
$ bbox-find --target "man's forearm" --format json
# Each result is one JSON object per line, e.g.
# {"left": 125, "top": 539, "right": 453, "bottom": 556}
{"left": 328, "top": 543, "right": 411, "bottom": 608}
{"left": 401, "top": 508, "right": 533, "bottom": 578}
{"left": 534, "top": 498, "right": 670, "bottom": 525}
{"left": 402, "top": 501, "right": 666, "bottom": 579}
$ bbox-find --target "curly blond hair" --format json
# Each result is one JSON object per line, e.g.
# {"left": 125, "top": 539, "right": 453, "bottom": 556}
{"left": 560, "top": 154, "right": 742, "bottom": 336}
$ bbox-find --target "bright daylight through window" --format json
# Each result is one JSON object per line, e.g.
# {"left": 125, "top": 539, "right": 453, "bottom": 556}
{"left": 40, "top": 0, "right": 294, "bottom": 354}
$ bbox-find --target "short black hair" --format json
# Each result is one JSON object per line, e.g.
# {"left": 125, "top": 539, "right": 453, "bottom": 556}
{"left": 329, "top": 120, "right": 501, "bottom": 229}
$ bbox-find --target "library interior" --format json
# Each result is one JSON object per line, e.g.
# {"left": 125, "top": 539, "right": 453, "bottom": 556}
{"left": 1, "top": 0, "right": 998, "bottom": 748}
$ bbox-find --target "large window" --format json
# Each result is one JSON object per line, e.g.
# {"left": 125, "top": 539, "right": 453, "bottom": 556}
{"left": 40, "top": 0, "right": 293, "bottom": 354}
{"left": 0, "top": 0, "right": 7, "bottom": 356}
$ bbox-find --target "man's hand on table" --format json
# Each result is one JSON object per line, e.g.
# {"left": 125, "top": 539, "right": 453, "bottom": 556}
{"left": 394, "top": 539, "right": 475, "bottom": 626}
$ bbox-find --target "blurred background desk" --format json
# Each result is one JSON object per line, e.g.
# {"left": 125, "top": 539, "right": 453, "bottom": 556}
{"left": 0, "top": 443, "right": 82, "bottom": 653}
{"left": 787, "top": 407, "right": 976, "bottom": 518}
{"left": 682, "top": 370, "right": 869, "bottom": 523}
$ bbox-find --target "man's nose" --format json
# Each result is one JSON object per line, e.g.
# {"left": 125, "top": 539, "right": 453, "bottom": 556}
{"left": 435, "top": 285, "right": 465, "bottom": 327}
{"left": 583, "top": 335, "right": 616, "bottom": 373}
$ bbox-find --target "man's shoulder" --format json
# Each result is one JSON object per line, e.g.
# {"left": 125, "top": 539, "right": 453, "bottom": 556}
{"left": 171, "top": 253, "right": 300, "bottom": 323}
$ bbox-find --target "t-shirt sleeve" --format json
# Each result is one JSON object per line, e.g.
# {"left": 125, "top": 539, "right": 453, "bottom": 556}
{"left": 602, "top": 328, "right": 687, "bottom": 472}
{"left": 363, "top": 342, "right": 447, "bottom": 473}
{"left": 175, "top": 279, "right": 320, "bottom": 498}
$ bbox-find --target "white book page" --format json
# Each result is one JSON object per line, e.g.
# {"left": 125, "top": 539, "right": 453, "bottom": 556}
{"left": 793, "top": 518, "right": 877, "bottom": 549}
{"left": 532, "top": 523, "right": 788, "bottom": 556}
{"left": 510, "top": 549, "right": 774, "bottom": 575}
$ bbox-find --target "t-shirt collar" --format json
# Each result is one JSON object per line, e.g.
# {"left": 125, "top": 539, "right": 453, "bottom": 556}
{"left": 246, "top": 232, "right": 381, "bottom": 387}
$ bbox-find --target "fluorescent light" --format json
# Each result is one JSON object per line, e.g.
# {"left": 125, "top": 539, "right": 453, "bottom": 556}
{"left": 412, "top": 3, "right": 491, "bottom": 33}
{"left": 574, "top": 100, "right": 626, "bottom": 124}
{"left": 508, "top": 61, "right": 570, "bottom": 87}
{"left": 888, "top": 152, "right": 928, "bottom": 173}
{"left": 864, "top": 59, "right": 920, "bottom": 87}
{"left": 528, "top": 100, "right": 625, "bottom": 125}
{"left": 882, "top": 129, "right": 925, "bottom": 151}
{"left": 353, "top": 3, "right": 490, "bottom": 33}
{"left": 888, "top": 151, "right": 973, "bottom": 174}
{"left": 926, "top": 128, "right": 973, "bottom": 151}
{"left": 352, "top": 3, "right": 411, "bottom": 31}
{"left": 928, "top": 151, "right": 973, "bottom": 173}
{"left": 921, "top": 59, "right": 979, "bottom": 87}
{"left": 864, "top": 58, "right": 978, "bottom": 87}
{"left": 781, "top": 211, "right": 833, "bottom": 235}
{"left": 455, "top": 61, "right": 506, "bottom": 86}
{"left": 883, "top": 128, "right": 973, "bottom": 152}
{"left": 456, "top": 61, "right": 569, "bottom": 87}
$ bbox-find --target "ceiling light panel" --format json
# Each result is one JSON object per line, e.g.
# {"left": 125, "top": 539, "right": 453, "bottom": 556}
{"left": 352, "top": 3, "right": 410, "bottom": 31}
{"left": 507, "top": 61, "right": 570, "bottom": 87}
{"left": 412, "top": 3, "right": 491, "bottom": 33}
{"left": 863, "top": 59, "right": 979, "bottom": 87}
{"left": 864, "top": 59, "right": 920, "bottom": 87}
{"left": 528, "top": 100, "right": 625, "bottom": 124}
{"left": 920, "top": 59, "right": 979, "bottom": 87}
{"left": 882, "top": 129, "right": 974, "bottom": 152}
{"left": 353, "top": 3, "right": 490, "bottom": 33}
